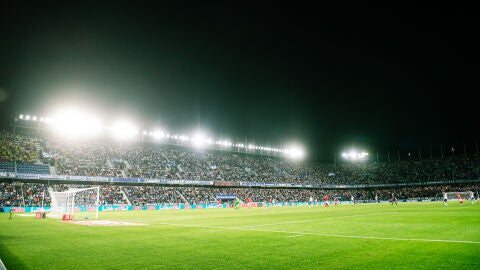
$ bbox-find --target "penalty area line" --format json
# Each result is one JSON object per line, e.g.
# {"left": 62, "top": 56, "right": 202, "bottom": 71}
{"left": 153, "top": 222, "right": 480, "bottom": 245}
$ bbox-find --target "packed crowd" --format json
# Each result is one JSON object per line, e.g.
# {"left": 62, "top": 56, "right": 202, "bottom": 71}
{"left": 1, "top": 130, "right": 480, "bottom": 186}
{"left": 0, "top": 131, "right": 39, "bottom": 163}
{"left": 1, "top": 181, "right": 479, "bottom": 207}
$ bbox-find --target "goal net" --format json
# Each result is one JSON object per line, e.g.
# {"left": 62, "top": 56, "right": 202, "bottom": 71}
{"left": 443, "top": 191, "right": 472, "bottom": 202}
{"left": 48, "top": 186, "right": 100, "bottom": 219}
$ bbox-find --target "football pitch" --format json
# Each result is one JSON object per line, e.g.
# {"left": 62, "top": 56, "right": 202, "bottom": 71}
{"left": 1, "top": 202, "right": 479, "bottom": 269}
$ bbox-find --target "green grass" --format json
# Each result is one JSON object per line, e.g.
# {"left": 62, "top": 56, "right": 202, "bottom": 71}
{"left": 1, "top": 202, "right": 479, "bottom": 269}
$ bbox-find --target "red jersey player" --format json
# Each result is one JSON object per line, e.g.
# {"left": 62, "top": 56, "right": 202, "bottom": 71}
{"left": 456, "top": 193, "right": 464, "bottom": 204}
{"left": 324, "top": 194, "right": 329, "bottom": 207}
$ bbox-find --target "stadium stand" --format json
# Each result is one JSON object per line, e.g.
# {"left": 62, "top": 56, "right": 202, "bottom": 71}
{"left": 1, "top": 130, "right": 479, "bottom": 207}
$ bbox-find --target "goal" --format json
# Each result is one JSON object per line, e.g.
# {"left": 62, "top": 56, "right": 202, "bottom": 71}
{"left": 443, "top": 191, "right": 472, "bottom": 203}
{"left": 48, "top": 186, "right": 100, "bottom": 219}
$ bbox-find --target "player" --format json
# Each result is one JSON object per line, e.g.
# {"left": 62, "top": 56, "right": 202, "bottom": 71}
{"left": 333, "top": 195, "right": 339, "bottom": 206}
{"left": 247, "top": 197, "right": 252, "bottom": 208}
{"left": 443, "top": 192, "right": 448, "bottom": 207}
{"left": 309, "top": 196, "right": 314, "bottom": 208}
{"left": 375, "top": 193, "right": 379, "bottom": 204}
{"left": 234, "top": 199, "right": 240, "bottom": 210}
{"left": 324, "top": 194, "right": 329, "bottom": 207}
{"left": 350, "top": 195, "right": 355, "bottom": 205}
{"left": 456, "top": 193, "right": 464, "bottom": 204}
{"left": 391, "top": 192, "right": 397, "bottom": 206}
{"left": 470, "top": 191, "right": 476, "bottom": 204}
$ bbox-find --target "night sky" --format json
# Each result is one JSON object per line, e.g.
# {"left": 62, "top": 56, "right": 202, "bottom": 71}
{"left": 0, "top": 3, "right": 477, "bottom": 162}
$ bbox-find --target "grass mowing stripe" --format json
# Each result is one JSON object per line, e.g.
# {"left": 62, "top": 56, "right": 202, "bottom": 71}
{"left": 2, "top": 202, "right": 478, "bottom": 269}
{"left": 152, "top": 221, "right": 480, "bottom": 244}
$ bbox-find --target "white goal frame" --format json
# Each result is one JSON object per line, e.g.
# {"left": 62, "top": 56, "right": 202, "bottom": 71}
{"left": 49, "top": 186, "right": 100, "bottom": 219}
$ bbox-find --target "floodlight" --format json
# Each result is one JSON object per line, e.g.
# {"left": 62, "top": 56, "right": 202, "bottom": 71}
{"left": 286, "top": 147, "right": 304, "bottom": 159}
{"left": 110, "top": 119, "right": 138, "bottom": 140}
{"left": 25, "top": 115, "right": 31, "bottom": 120}
{"left": 53, "top": 111, "right": 102, "bottom": 138}
{"left": 285, "top": 145, "right": 305, "bottom": 160}
{"left": 50, "top": 108, "right": 103, "bottom": 139}
{"left": 19, "top": 114, "right": 24, "bottom": 119}
{"left": 192, "top": 131, "right": 207, "bottom": 148}
{"left": 152, "top": 130, "right": 165, "bottom": 140}
{"left": 342, "top": 149, "right": 368, "bottom": 161}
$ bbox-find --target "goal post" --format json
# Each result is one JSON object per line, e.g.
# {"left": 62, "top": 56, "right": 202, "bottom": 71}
{"left": 48, "top": 186, "right": 100, "bottom": 219}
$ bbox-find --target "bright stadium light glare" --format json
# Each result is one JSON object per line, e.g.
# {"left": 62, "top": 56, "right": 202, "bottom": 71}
{"left": 342, "top": 149, "right": 368, "bottom": 161}
{"left": 192, "top": 131, "right": 208, "bottom": 148}
{"left": 110, "top": 119, "right": 138, "bottom": 140}
{"left": 284, "top": 144, "right": 305, "bottom": 160}
{"left": 25, "top": 115, "right": 31, "bottom": 120}
{"left": 152, "top": 130, "right": 165, "bottom": 140}
{"left": 19, "top": 114, "right": 24, "bottom": 119}
{"left": 50, "top": 108, "right": 103, "bottom": 139}
{"left": 179, "top": 135, "right": 189, "bottom": 141}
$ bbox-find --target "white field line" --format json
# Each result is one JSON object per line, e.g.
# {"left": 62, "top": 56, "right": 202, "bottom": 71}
{"left": 151, "top": 221, "right": 480, "bottom": 245}
{"left": 0, "top": 258, "right": 6, "bottom": 270}
{"left": 240, "top": 212, "right": 399, "bottom": 228}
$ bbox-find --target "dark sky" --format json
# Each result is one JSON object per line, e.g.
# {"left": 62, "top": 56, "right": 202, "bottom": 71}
{"left": 0, "top": 3, "right": 477, "bottom": 162}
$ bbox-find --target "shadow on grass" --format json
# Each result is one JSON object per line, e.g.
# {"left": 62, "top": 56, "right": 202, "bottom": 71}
{"left": 0, "top": 227, "right": 29, "bottom": 270}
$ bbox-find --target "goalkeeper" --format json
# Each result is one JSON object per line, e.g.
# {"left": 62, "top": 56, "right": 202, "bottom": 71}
{"left": 234, "top": 199, "right": 240, "bottom": 210}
